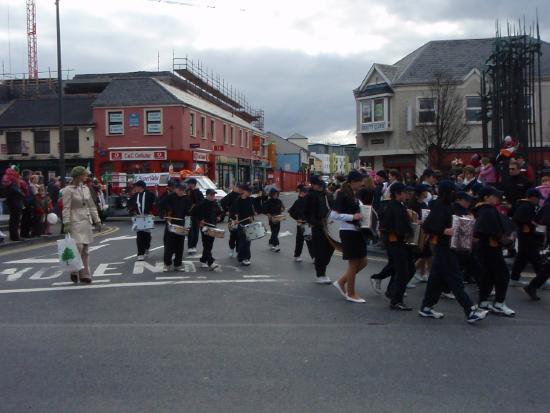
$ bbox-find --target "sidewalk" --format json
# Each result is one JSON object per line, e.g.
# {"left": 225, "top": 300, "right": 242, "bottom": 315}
{"left": 0, "top": 221, "right": 64, "bottom": 251}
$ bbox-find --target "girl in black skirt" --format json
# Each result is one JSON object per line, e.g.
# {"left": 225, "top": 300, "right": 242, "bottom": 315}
{"left": 332, "top": 170, "right": 368, "bottom": 303}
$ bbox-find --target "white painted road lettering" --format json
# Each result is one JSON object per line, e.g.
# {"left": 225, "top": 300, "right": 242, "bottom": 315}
{"left": 93, "top": 263, "right": 125, "bottom": 277}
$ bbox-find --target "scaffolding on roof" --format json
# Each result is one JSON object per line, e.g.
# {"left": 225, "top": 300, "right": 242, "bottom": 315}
{"left": 172, "top": 56, "right": 264, "bottom": 131}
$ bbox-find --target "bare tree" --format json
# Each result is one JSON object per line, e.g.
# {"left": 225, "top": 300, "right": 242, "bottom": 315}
{"left": 411, "top": 73, "right": 471, "bottom": 169}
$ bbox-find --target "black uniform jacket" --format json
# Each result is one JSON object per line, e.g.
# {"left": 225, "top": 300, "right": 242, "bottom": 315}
{"left": 474, "top": 202, "right": 514, "bottom": 247}
{"left": 288, "top": 197, "right": 306, "bottom": 222}
{"left": 451, "top": 202, "right": 471, "bottom": 217}
{"left": 513, "top": 199, "right": 537, "bottom": 235}
{"left": 422, "top": 199, "right": 452, "bottom": 247}
{"left": 304, "top": 189, "right": 333, "bottom": 227}
{"left": 193, "top": 199, "right": 223, "bottom": 226}
{"left": 262, "top": 198, "right": 284, "bottom": 216}
{"left": 158, "top": 193, "right": 192, "bottom": 221}
{"left": 221, "top": 191, "right": 240, "bottom": 212}
{"left": 381, "top": 200, "right": 412, "bottom": 242}
{"left": 127, "top": 190, "right": 156, "bottom": 215}
{"left": 229, "top": 197, "right": 255, "bottom": 225}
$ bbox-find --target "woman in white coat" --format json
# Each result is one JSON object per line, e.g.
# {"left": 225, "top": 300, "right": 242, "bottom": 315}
{"left": 62, "top": 166, "right": 101, "bottom": 283}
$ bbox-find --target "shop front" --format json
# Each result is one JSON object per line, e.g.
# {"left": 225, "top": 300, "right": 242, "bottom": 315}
{"left": 238, "top": 158, "right": 252, "bottom": 184}
{"left": 252, "top": 160, "right": 269, "bottom": 183}
{"left": 216, "top": 155, "right": 238, "bottom": 190}
{"left": 192, "top": 151, "right": 215, "bottom": 180}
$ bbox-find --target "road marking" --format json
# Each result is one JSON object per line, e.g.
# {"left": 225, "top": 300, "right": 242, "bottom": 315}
{"left": 5, "top": 258, "right": 59, "bottom": 264}
{"left": 100, "top": 235, "right": 136, "bottom": 244}
{"left": 0, "top": 278, "right": 285, "bottom": 294}
{"left": 156, "top": 276, "right": 191, "bottom": 280}
{"left": 29, "top": 268, "right": 62, "bottom": 280}
{"left": 93, "top": 263, "right": 124, "bottom": 277}
{"left": 88, "top": 244, "right": 111, "bottom": 252}
{"left": 243, "top": 275, "right": 271, "bottom": 278}
{"left": 124, "top": 245, "right": 164, "bottom": 260}
{"left": 133, "top": 261, "right": 164, "bottom": 274}
{"left": 1, "top": 267, "right": 33, "bottom": 282}
{"left": 51, "top": 279, "right": 110, "bottom": 286}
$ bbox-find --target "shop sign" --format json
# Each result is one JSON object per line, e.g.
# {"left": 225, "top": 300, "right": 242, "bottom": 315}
{"left": 0, "top": 144, "right": 6, "bottom": 154}
{"left": 190, "top": 143, "right": 201, "bottom": 149}
{"left": 217, "top": 156, "right": 238, "bottom": 165}
{"left": 133, "top": 173, "right": 164, "bottom": 186}
{"left": 109, "top": 150, "right": 167, "bottom": 161}
{"left": 361, "top": 121, "right": 387, "bottom": 133}
{"left": 193, "top": 152, "right": 209, "bottom": 162}
{"left": 213, "top": 145, "right": 224, "bottom": 151}
{"left": 238, "top": 158, "right": 252, "bottom": 166}
{"left": 252, "top": 136, "right": 261, "bottom": 152}
{"left": 128, "top": 113, "right": 140, "bottom": 127}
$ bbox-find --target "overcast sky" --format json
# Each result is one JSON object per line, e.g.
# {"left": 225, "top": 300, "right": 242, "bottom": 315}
{"left": 0, "top": 0, "right": 548, "bottom": 142}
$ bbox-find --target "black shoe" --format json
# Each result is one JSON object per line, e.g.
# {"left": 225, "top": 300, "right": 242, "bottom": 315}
{"left": 384, "top": 290, "right": 392, "bottom": 300}
{"left": 70, "top": 273, "right": 78, "bottom": 284}
{"left": 523, "top": 285, "right": 540, "bottom": 301}
{"left": 390, "top": 302, "right": 412, "bottom": 311}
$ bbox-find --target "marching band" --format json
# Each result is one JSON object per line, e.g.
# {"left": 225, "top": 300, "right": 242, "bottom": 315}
{"left": 124, "top": 168, "right": 550, "bottom": 324}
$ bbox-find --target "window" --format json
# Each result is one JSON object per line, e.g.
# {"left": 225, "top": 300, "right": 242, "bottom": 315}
{"left": 465, "top": 96, "right": 482, "bottom": 123}
{"left": 245, "top": 131, "right": 249, "bottom": 148}
{"left": 34, "top": 130, "right": 50, "bottom": 154}
{"left": 223, "top": 124, "right": 228, "bottom": 144}
{"left": 210, "top": 119, "right": 216, "bottom": 141}
{"left": 230, "top": 127, "right": 235, "bottom": 146}
{"left": 190, "top": 113, "right": 196, "bottom": 137}
{"left": 145, "top": 109, "right": 162, "bottom": 134}
{"left": 107, "top": 111, "right": 124, "bottom": 135}
{"left": 418, "top": 98, "right": 436, "bottom": 124}
{"left": 64, "top": 129, "right": 79, "bottom": 154}
{"left": 6, "top": 131, "right": 21, "bottom": 155}
{"left": 200, "top": 116, "right": 206, "bottom": 139}
{"left": 361, "top": 98, "right": 388, "bottom": 124}
{"left": 373, "top": 99, "right": 385, "bottom": 122}
{"left": 361, "top": 101, "right": 372, "bottom": 123}
{"left": 239, "top": 129, "right": 243, "bottom": 147}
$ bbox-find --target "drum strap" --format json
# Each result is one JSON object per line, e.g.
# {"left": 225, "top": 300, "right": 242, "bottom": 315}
{"left": 137, "top": 192, "right": 145, "bottom": 215}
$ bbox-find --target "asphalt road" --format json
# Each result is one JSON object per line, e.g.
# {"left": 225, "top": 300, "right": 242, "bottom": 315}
{"left": 0, "top": 194, "right": 549, "bottom": 412}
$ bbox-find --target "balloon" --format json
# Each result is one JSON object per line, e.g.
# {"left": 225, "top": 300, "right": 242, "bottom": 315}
{"left": 47, "top": 213, "right": 58, "bottom": 225}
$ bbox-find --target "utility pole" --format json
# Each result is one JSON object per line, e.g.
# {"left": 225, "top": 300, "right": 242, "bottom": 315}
{"left": 56, "top": 0, "right": 66, "bottom": 180}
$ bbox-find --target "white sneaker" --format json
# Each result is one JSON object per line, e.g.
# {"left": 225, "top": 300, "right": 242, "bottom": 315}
{"left": 509, "top": 279, "right": 527, "bottom": 287}
{"left": 273, "top": 246, "right": 281, "bottom": 252}
{"left": 241, "top": 260, "right": 251, "bottom": 266}
{"left": 406, "top": 282, "right": 417, "bottom": 289}
{"left": 136, "top": 255, "right": 145, "bottom": 261}
{"left": 492, "top": 302, "right": 516, "bottom": 317}
{"left": 229, "top": 249, "right": 235, "bottom": 258}
{"left": 316, "top": 276, "right": 332, "bottom": 284}
{"left": 543, "top": 280, "right": 550, "bottom": 290}
{"left": 294, "top": 257, "right": 303, "bottom": 262}
{"left": 188, "top": 248, "right": 197, "bottom": 254}
{"left": 201, "top": 263, "right": 209, "bottom": 268}
{"left": 441, "top": 292, "right": 456, "bottom": 300}
{"left": 414, "top": 273, "right": 428, "bottom": 283}
{"left": 144, "top": 249, "right": 149, "bottom": 257}
{"left": 467, "top": 306, "right": 488, "bottom": 324}
{"left": 209, "top": 263, "right": 220, "bottom": 271}
{"left": 370, "top": 278, "right": 382, "bottom": 295}
{"left": 479, "top": 301, "right": 495, "bottom": 311}
{"left": 419, "top": 307, "right": 444, "bottom": 319}
{"left": 163, "top": 265, "right": 170, "bottom": 272}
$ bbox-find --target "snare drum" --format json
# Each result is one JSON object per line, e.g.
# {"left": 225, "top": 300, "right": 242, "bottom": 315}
{"left": 302, "top": 224, "right": 312, "bottom": 241}
{"left": 271, "top": 214, "right": 286, "bottom": 223}
{"left": 168, "top": 223, "right": 189, "bottom": 236}
{"left": 132, "top": 215, "right": 154, "bottom": 231}
{"left": 406, "top": 222, "right": 423, "bottom": 247}
{"left": 205, "top": 227, "right": 225, "bottom": 238}
{"left": 244, "top": 221, "right": 267, "bottom": 241}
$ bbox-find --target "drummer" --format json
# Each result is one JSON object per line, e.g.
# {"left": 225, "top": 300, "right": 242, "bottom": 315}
{"left": 158, "top": 182, "right": 192, "bottom": 272}
{"left": 263, "top": 187, "right": 285, "bottom": 252}
{"left": 229, "top": 184, "right": 256, "bottom": 266}
{"left": 127, "top": 180, "right": 156, "bottom": 261}
{"left": 194, "top": 188, "right": 224, "bottom": 271}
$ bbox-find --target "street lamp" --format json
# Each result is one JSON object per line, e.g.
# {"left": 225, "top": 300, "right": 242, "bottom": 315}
{"left": 56, "top": 0, "right": 66, "bottom": 180}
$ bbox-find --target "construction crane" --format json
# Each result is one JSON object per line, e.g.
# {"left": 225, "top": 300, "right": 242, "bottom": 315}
{"left": 26, "top": 0, "right": 38, "bottom": 79}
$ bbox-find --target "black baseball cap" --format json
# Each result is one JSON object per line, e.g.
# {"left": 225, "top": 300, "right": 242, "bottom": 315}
{"left": 526, "top": 188, "right": 543, "bottom": 199}
{"left": 456, "top": 191, "right": 474, "bottom": 202}
{"left": 347, "top": 170, "right": 364, "bottom": 183}
{"left": 134, "top": 180, "right": 146, "bottom": 189}
{"left": 390, "top": 182, "right": 407, "bottom": 195}
{"left": 297, "top": 184, "right": 308, "bottom": 193}
{"left": 310, "top": 175, "right": 324, "bottom": 186}
{"left": 479, "top": 186, "right": 503, "bottom": 199}
{"left": 240, "top": 184, "right": 252, "bottom": 193}
{"left": 206, "top": 188, "right": 216, "bottom": 196}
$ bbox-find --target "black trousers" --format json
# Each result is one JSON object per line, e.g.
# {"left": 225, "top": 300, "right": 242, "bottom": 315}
{"left": 477, "top": 243, "right": 510, "bottom": 303}
{"left": 229, "top": 228, "right": 239, "bottom": 250}
{"left": 20, "top": 206, "right": 32, "bottom": 238}
{"left": 529, "top": 260, "right": 550, "bottom": 290}
{"left": 387, "top": 242, "right": 415, "bottom": 305}
{"left": 188, "top": 217, "right": 200, "bottom": 249}
{"left": 164, "top": 232, "right": 185, "bottom": 267}
{"left": 294, "top": 225, "right": 313, "bottom": 258}
{"left": 511, "top": 234, "right": 543, "bottom": 281}
{"left": 269, "top": 222, "right": 280, "bottom": 246}
{"left": 136, "top": 231, "right": 152, "bottom": 256}
{"left": 236, "top": 227, "right": 251, "bottom": 261}
{"left": 421, "top": 246, "right": 474, "bottom": 316}
{"left": 31, "top": 214, "right": 43, "bottom": 237}
{"left": 9, "top": 209, "right": 21, "bottom": 241}
{"left": 201, "top": 232, "right": 215, "bottom": 266}
{"left": 311, "top": 225, "right": 334, "bottom": 278}
{"left": 457, "top": 250, "right": 481, "bottom": 284}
